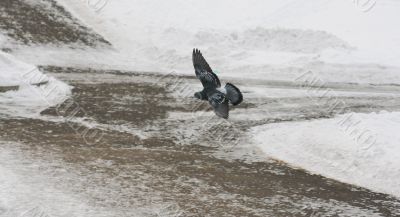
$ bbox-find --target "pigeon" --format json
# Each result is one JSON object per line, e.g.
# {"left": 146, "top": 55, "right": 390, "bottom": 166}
{"left": 192, "top": 48, "right": 243, "bottom": 119}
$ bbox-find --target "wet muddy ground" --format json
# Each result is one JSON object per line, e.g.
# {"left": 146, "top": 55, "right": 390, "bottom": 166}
{"left": 1, "top": 1, "right": 400, "bottom": 216}
{"left": 1, "top": 66, "right": 400, "bottom": 216}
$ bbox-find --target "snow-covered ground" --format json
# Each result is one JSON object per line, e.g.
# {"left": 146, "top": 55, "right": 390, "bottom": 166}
{"left": 0, "top": 140, "right": 187, "bottom": 217}
{"left": 0, "top": 142, "right": 94, "bottom": 217}
{"left": 23, "top": 0, "right": 397, "bottom": 84}
{"left": 52, "top": 0, "right": 400, "bottom": 198}
{"left": 0, "top": 50, "right": 71, "bottom": 117}
{"left": 251, "top": 111, "right": 400, "bottom": 197}
{"left": 1, "top": 0, "right": 400, "bottom": 202}
{"left": 0, "top": 51, "right": 46, "bottom": 86}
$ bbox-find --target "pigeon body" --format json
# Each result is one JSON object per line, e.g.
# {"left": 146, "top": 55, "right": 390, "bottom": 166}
{"left": 192, "top": 49, "right": 243, "bottom": 119}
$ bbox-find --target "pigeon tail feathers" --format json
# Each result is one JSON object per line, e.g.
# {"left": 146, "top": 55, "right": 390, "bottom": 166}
{"left": 225, "top": 83, "right": 243, "bottom": 106}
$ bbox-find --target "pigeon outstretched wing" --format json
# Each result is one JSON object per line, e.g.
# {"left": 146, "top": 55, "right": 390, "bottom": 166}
{"left": 208, "top": 92, "right": 229, "bottom": 119}
{"left": 192, "top": 49, "right": 221, "bottom": 89}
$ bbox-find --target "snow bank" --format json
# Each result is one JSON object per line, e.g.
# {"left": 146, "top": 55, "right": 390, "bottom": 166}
{"left": 49, "top": 0, "right": 400, "bottom": 84}
{"left": 251, "top": 111, "right": 400, "bottom": 198}
{"left": 0, "top": 51, "right": 71, "bottom": 117}
{"left": 0, "top": 51, "right": 47, "bottom": 86}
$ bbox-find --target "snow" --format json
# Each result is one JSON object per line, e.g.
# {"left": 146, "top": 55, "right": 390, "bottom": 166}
{"left": 0, "top": 141, "right": 185, "bottom": 217}
{"left": 0, "top": 34, "right": 4, "bottom": 46}
{"left": 251, "top": 111, "right": 400, "bottom": 198}
{"left": 0, "top": 51, "right": 47, "bottom": 86}
{"left": 0, "top": 142, "right": 93, "bottom": 217}
{"left": 47, "top": 0, "right": 400, "bottom": 196}
{"left": 0, "top": 141, "right": 140, "bottom": 217}
{"left": 1, "top": 0, "right": 399, "bottom": 200}
{"left": 0, "top": 78, "right": 71, "bottom": 117}
{"left": 45, "top": 0, "right": 400, "bottom": 84}
{"left": 0, "top": 51, "right": 71, "bottom": 117}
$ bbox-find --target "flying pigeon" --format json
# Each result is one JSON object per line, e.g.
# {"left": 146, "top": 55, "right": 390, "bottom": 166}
{"left": 192, "top": 49, "right": 243, "bottom": 119}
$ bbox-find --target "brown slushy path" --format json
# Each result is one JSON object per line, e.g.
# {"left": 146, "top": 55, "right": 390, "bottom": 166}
{"left": 1, "top": 66, "right": 399, "bottom": 217}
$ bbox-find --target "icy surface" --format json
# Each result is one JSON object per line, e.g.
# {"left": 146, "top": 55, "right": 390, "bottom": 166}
{"left": 0, "top": 51, "right": 71, "bottom": 117}
{"left": 0, "top": 141, "right": 162, "bottom": 217}
{"left": 0, "top": 51, "right": 46, "bottom": 86}
{"left": 45, "top": 0, "right": 400, "bottom": 84}
{"left": 251, "top": 111, "right": 400, "bottom": 198}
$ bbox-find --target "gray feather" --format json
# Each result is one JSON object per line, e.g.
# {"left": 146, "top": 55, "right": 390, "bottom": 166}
{"left": 192, "top": 49, "right": 221, "bottom": 89}
{"left": 209, "top": 92, "right": 229, "bottom": 119}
